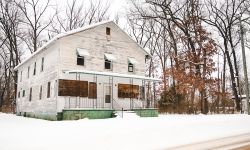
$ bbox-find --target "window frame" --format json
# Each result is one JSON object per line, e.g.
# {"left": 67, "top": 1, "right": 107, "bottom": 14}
{"left": 20, "top": 71, "right": 22, "bottom": 82}
{"left": 41, "top": 57, "right": 44, "bottom": 72}
{"left": 39, "top": 85, "right": 42, "bottom": 100}
{"left": 27, "top": 66, "right": 30, "bottom": 78}
{"left": 106, "top": 27, "right": 111, "bottom": 35}
{"left": 128, "top": 63, "right": 134, "bottom": 72}
{"left": 29, "top": 88, "right": 32, "bottom": 101}
{"left": 77, "top": 55, "right": 85, "bottom": 66}
{"left": 47, "top": 82, "right": 50, "bottom": 98}
{"left": 33, "top": 62, "right": 36, "bottom": 75}
{"left": 22, "top": 90, "right": 25, "bottom": 97}
{"left": 105, "top": 59, "right": 112, "bottom": 70}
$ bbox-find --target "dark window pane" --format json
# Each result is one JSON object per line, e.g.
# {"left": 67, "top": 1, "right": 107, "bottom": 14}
{"left": 29, "top": 88, "right": 32, "bottom": 101}
{"left": 105, "top": 95, "right": 111, "bottom": 103}
{"left": 105, "top": 59, "right": 111, "bottom": 69}
{"left": 23, "top": 90, "right": 25, "bottom": 97}
{"left": 27, "top": 66, "right": 30, "bottom": 78}
{"left": 106, "top": 27, "right": 110, "bottom": 35}
{"left": 39, "top": 86, "right": 42, "bottom": 100}
{"left": 128, "top": 63, "right": 134, "bottom": 72}
{"left": 77, "top": 56, "right": 84, "bottom": 66}
{"left": 41, "top": 57, "right": 44, "bottom": 72}
{"left": 47, "top": 82, "right": 50, "bottom": 98}
{"left": 33, "top": 62, "right": 36, "bottom": 75}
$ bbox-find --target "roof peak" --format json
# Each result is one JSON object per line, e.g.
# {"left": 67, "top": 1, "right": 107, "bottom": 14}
{"left": 14, "top": 20, "right": 114, "bottom": 70}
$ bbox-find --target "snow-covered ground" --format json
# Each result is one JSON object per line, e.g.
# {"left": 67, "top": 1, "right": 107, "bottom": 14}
{"left": 1, "top": 113, "right": 250, "bottom": 150}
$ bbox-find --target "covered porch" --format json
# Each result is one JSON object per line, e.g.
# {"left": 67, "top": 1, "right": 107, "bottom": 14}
{"left": 58, "top": 70, "right": 161, "bottom": 112}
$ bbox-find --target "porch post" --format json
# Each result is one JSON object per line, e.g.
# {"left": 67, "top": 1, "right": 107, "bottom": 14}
{"left": 144, "top": 80, "right": 147, "bottom": 108}
{"left": 94, "top": 74, "right": 97, "bottom": 109}
{"left": 153, "top": 81, "right": 156, "bottom": 108}
{"left": 76, "top": 72, "right": 78, "bottom": 108}
{"left": 112, "top": 76, "right": 114, "bottom": 109}
{"left": 142, "top": 79, "right": 145, "bottom": 108}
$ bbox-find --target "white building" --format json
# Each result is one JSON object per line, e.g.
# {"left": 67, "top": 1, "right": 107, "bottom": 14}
{"left": 14, "top": 21, "right": 160, "bottom": 120}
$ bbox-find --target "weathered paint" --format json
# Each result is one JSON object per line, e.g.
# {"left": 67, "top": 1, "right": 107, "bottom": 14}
{"left": 15, "top": 21, "right": 155, "bottom": 120}
{"left": 20, "top": 112, "right": 58, "bottom": 121}
{"left": 62, "top": 109, "right": 115, "bottom": 120}
{"left": 132, "top": 108, "right": 159, "bottom": 117}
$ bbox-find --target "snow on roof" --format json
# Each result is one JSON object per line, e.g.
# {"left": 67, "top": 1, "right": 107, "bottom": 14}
{"left": 14, "top": 20, "right": 151, "bottom": 71}
{"left": 64, "top": 69, "right": 161, "bottom": 81}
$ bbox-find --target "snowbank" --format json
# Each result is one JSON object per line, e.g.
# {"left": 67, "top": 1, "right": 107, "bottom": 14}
{"left": 0, "top": 113, "right": 250, "bottom": 150}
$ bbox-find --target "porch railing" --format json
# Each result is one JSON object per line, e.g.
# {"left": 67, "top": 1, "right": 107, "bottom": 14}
{"left": 63, "top": 96, "right": 155, "bottom": 110}
{"left": 64, "top": 97, "right": 111, "bottom": 109}
{"left": 112, "top": 99, "right": 124, "bottom": 118}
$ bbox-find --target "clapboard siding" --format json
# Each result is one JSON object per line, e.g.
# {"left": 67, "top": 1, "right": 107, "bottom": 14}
{"left": 59, "top": 22, "right": 146, "bottom": 77}
{"left": 16, "top": 43, "right": 60, "bottom": 114}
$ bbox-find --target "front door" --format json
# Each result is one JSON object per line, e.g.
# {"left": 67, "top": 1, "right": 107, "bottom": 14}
{"left": 104, "top": 84, "right": 111, "bottom": 104}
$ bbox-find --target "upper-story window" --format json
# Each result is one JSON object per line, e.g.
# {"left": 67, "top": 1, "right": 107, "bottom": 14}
{"left": 104, "top": 53, "right": 116, "bottom": 70}
{"left": 33, "top": 62, "right": 36, "bottom": 75}
{"left": 127, "top": 57, "right": 138, "bottom": 73}
{"left": 41, "top": 57, "right": 44, "bottom": 72}
{"left": 27, "top": 66, "right": 30, "bottom": 78}
{"left": 20, "top": 71, "right": 22, "bottom": 82}
{"left": 77, "top": 55, "right": 85, "bottom": 66}
{"left": 22, "top": 90, "right": 25, "bottom": 97}
{"left": 128, "top": 63, "right": 134, "bottom": 72}
{"left": 105, "top": 59, "right": 111, "bottom": 69}
{"left": 106, "top": 27, "right": 111, "bottom": 35}
{"left": 76, "top": 48, "right": 89, "bottom": 66}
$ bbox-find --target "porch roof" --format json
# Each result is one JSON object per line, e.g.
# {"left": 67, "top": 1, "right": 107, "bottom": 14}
{"left": 63, "top": 70, "right": 161, "bottom": 81}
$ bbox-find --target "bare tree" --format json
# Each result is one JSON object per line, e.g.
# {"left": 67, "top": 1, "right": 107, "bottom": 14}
{"left": 0, "top": 0, "right": 23, "bottom": 112}
{"left": 50, "top": 0, "right": 110, "bottom": 34}
{"left": 15, "top": 0, "right": 51, "bottom": 53}
{"left": 203, "top": 0, "right": 250, "bottom": 111}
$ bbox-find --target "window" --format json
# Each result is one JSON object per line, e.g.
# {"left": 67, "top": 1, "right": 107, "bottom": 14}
{"left": 105, "top": 59, "right": 111, "bottom": 69}
{"left": 39, "top": 86, "right": 42, "bottom": 100}
{"left": 118, "top": 84, "right": 139, "bottom": 98}
{"left": 18, "top": 91, "right": 20, "bottom": 98}
{"left": 77, "top": 55, "right": 84, "bottom": 66}
{"left": 58, "top": 79, "right": 88, "bottom": 97}
{"left": 29, "top": 88, "right": 32, "bottom": 101}
{"left": 47, "top": 82, "right": 50, "bottom": 98}
{"left": 128, "top": 63, "right": 134, "bottom": 72}
{"left": 105, "top": 85, "right": 111, "bottom": 103}
{"left": 76, "top": 48, "right": 89, "bottom": 66}
{"left": 22, "top": 90, "right": 25, "bottom": 97}
{"left": 127, "top": 57, "right": 137, "bottom": 72}
{"left": 106, "top": 27, "right": 110, "bottom": 35}
{"left": 20, "top": 71, "right": 22, "bottom": 82}
{"left": 33, "top": 62, "right": 36, "bottom": 75}
{"left": 104, "top": 53, "right": 116, "bottom": 70}
{"left": 88, "top": 82, "right": 97, "bottom": 99}
{"left": 41, "top": 57, "right": 44, "bottom": 72}
{"left": 27, "top": 66, "right": 30, "bottom": 78}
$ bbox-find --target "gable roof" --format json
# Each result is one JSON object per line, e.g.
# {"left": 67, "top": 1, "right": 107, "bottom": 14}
{"left": 14, "top": 20, "right": 151, "bottom": 70}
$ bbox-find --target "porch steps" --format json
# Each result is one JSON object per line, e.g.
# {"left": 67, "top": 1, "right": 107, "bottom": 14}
{"left": 113, "top": 111, "right": 140, "bottom": 118}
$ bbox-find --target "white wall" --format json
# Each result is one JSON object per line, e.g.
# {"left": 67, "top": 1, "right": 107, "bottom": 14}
{"left": 59, "top": 22, "right": 147, "bottom": 76}
{"left": 57, "top": 73, "right": 146, "bottom": 112}
{"left": 16, "top": 43, "right": 60, "bottom": 114}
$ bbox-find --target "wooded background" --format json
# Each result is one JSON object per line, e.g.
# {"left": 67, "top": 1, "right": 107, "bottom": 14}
{"left": 0, "top": 0, "right": 250, "bottom": 114}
